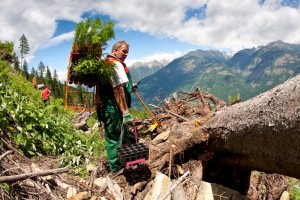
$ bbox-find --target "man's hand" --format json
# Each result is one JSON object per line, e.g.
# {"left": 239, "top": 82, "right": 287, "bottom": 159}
{"left": 122, "top": 111, "right": 134, "bottom": 125}
{"left": 132, "top": 81, "right": 141, "bottom": 92}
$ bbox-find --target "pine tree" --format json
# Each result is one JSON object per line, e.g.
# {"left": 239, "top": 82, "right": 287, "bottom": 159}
{"left": 45, "top": 66, "right": 52, "bottom": 80}
{"left": 30, "top": 67, "right": 36, "bottom": 76}
{"left": 19, "top": 34, "right": 30, "bottom": 67}
{"left": 38, "top": 61, "right": 45, "bottom": 78}
{"left": 13, "top": 52, "right": 20, "bottom": 71}
{"left": 30, "top": 67, "right": 37, "bottom": 86}
{"left": 53, "top": 69, "right": 58, "bottom": 80}
{"left": 22, "top": 59, "right": 29, "bottom": 79}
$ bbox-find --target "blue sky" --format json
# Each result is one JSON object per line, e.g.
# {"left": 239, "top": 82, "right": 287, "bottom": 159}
{"left": 1, "top": 0, "right": 300, "bottom": 81}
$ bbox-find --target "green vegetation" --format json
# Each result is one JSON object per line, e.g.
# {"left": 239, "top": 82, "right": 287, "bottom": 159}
{"left": 228, "top": 93, "right": 240, "bottom": 104}
{"left": 72, "top": 18, "right": 115, "bottom": 84}
{"left": 130, "top": 108, "right": 148, "bottom": 120}
{"left": 0, "top": 40, "right": 13, "bottom": 62}
{"left": 0, "top": 39, "right": 147, "bottom": 176}
{"left": 289, "top": 178, "right": 300, "bottom": 200}
{"left": 73, "top": 18, "right": 114, "bottom": 54}
{"left": 0, "top": 40, "right": 106, "bottom": 175}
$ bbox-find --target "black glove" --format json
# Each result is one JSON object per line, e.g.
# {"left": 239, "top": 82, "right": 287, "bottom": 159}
{"left": 132, "top": 81, "right": 141, "bottom": 92}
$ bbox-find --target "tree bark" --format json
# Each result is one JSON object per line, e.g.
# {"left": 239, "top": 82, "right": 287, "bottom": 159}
{"left": 203, "top": 74, "right": 300, "bottom": 178}
{"left": 149, "top": 74, "right": 300, "bottom": 179}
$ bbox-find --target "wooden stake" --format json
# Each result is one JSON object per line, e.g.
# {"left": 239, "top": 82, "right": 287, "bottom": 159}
{"left": 168, "top": 148, "right": 172, "bottom": 178}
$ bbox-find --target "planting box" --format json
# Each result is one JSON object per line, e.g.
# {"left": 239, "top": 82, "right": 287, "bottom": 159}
{"left": 117, "top": 143, "right": 149, "bottom": 168}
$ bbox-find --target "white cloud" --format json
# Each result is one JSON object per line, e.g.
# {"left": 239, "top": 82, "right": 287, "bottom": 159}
{"left": 0, "top": 0, "right": 93, "bottom": 58}
{"left": 127, "top": 50, "right": 186, "bottom": 66}
{"left": 40, "top": 31, "right": 74, "bottom": 49}
{"left": 93, "top": 0, "right": 300, "bottom": 50}
{"left": 1, "top": 0, "right": 300, "bottom": 66}
{"left": 57, "top": 71, "right": 67, "bottom": 83}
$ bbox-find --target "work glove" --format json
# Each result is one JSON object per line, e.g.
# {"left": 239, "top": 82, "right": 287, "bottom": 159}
{"left": 122, "top": 111, "right": 134, "bottom": 125}
{"left": 132, "top": 81, "right": 141, "bottom": 92}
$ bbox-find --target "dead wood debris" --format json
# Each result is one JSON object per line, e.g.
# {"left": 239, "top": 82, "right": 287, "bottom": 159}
{"left": 0, "top": 87, "right": 292, "bottom": 200}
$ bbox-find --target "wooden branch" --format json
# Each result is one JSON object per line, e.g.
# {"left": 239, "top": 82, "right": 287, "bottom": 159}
{"left": 185, "top": 96, "right": 198, "bottom": 102}
{"left": 172, "top": 92, "right": 178, "bottom": 102}
{"left": 0, "top": 167, "right": 68, "bottom": 183}
{"left": 0, "top": 150, "right": 13, "bottom": 161}
{"left": 45, "top": 183, "right": 58, "bottom": 200}
{"left": 149, "top": 104, "right": 189, "bottom": 121}
{"left": 169, "top": 148, "right": 172, "bottom": 178}
{"left": 196, "top": 87, "right": 206, "bottom": 105}
{"left": 88, "top": 166, "right": 99, "bottom": 197}
{"left": 1, "top": 138, "right": 28, "bottom": 160}
{"left": 203, "top": 91, "right": 227, "bottom": 108}
{"left": 158, "top": 171, "right": 190, "bottom": 200}
{"left": 106, "top": 176, "right": 123, "bottom": 200}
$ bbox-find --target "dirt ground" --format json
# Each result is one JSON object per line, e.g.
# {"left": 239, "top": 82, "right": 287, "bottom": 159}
{"left": 0, "top": 143, "right": 292, "bottom": 200}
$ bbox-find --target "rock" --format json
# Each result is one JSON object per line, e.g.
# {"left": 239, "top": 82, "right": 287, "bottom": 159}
{"left": 67, "top": 187, "right": 77, "bottom": 198}
{"left": 196, "top": 181, "right": 249, "bottom": 200}
{"left": 280, "top": 191, "right": 290, "bottom": 200}
{"left": 67, "top": 191, "right": 89, "bottom": 200}
{"left": 55, "top": 178, "right": 70, "bottom": 189}
{"left": 94, "top": 177, "right": 107, "bottom": 188}
{"left": 86, "top": 164, "right": 97, "bottom": 172}
{"left": 151, "top": 130, "right": 170, "bottom": 145}
{"left": 144, "top": 171, "right": 171, "bottom": 200}
{"left": 197, "top": 181, "right": 214, "bottom": 200}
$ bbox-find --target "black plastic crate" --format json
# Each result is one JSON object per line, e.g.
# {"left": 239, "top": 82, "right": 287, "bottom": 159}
{"left": 117, "top": 143, "right": 149, "bottom": 167}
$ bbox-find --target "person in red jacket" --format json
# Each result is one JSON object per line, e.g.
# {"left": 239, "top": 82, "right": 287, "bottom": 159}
{"left": 42, "top": 85, "right": 51, "bottom": 105}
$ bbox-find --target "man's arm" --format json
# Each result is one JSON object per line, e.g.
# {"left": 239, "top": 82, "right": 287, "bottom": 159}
{"left": 113, "top": 84, "right": 128, "bottom": 114}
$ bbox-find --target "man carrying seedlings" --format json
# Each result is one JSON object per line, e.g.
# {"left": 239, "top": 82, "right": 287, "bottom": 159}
{"left": 42, "top": 85, "right": 51, "bottom": 106}
{"left": 97, "top": 40, "right": 136, "bottom": 174}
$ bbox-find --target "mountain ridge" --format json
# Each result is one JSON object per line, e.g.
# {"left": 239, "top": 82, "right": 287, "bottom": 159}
{"left": 130, "top": 40, "right": 300, "bottom": 108}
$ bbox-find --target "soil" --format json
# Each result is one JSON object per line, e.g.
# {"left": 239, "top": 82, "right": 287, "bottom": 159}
{"left": 0, "top": 142, "right": 291, "bottom": 200}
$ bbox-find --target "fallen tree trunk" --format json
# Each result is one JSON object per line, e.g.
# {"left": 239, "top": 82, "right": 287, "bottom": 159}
{"left": 203, "top": 74, "right": 300, "bottom": 178}
{"left": 149, "top": 74, "right": 300, "bottom": 179}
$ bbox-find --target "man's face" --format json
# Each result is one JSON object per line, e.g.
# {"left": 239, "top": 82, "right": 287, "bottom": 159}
{"left": 113, "top": 44, "right": 129, "bottom": 62}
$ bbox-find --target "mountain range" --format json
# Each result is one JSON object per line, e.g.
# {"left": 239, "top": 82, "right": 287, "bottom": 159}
{"left": 129, "top": 59, "right": 169, "bottom": 82}
{"left": 129, "top": 40, "right": 300, "bottom": 108}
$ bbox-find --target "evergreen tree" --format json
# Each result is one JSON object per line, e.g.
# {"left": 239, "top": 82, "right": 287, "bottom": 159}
{"left": 53, "top": 69, "right": 58, "bottom": 80}
{"left": 30, "top": 66, "right": 36, "bottom": 76}
{"left": 38, "top": 61, "right": 45, "bottom": 78}
{"left": 22, "top": 60, "right": 29, "bottom": 79}
{"left": 19, "top": 34, "right": 30, "bottom": 67}
{"left": 45, "top": 66, "right": 52, "bottom": 80}
{"left": 13, "top": 52, "right": 20, "bottom": 71}
{"left": 29, "top": 67, "right": 37, "bottom": 86}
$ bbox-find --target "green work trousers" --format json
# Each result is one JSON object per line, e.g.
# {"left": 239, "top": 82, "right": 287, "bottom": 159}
{"left": 103, "top": 109, "right": 134, "bottom": 172}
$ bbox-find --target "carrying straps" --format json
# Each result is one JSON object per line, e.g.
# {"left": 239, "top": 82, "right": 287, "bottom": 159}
{"left": 105, "top": 54, "right": 129, "bottom": 74}
{"left": 119, "top": 122, "right": 137, "bottom": 148}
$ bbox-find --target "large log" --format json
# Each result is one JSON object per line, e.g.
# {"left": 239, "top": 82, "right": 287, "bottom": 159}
{"left": 149, "top": 74, "right": 300, "bottom": 179}
{"left": 203, "top": 74, "right": 300, "bottom": 178}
